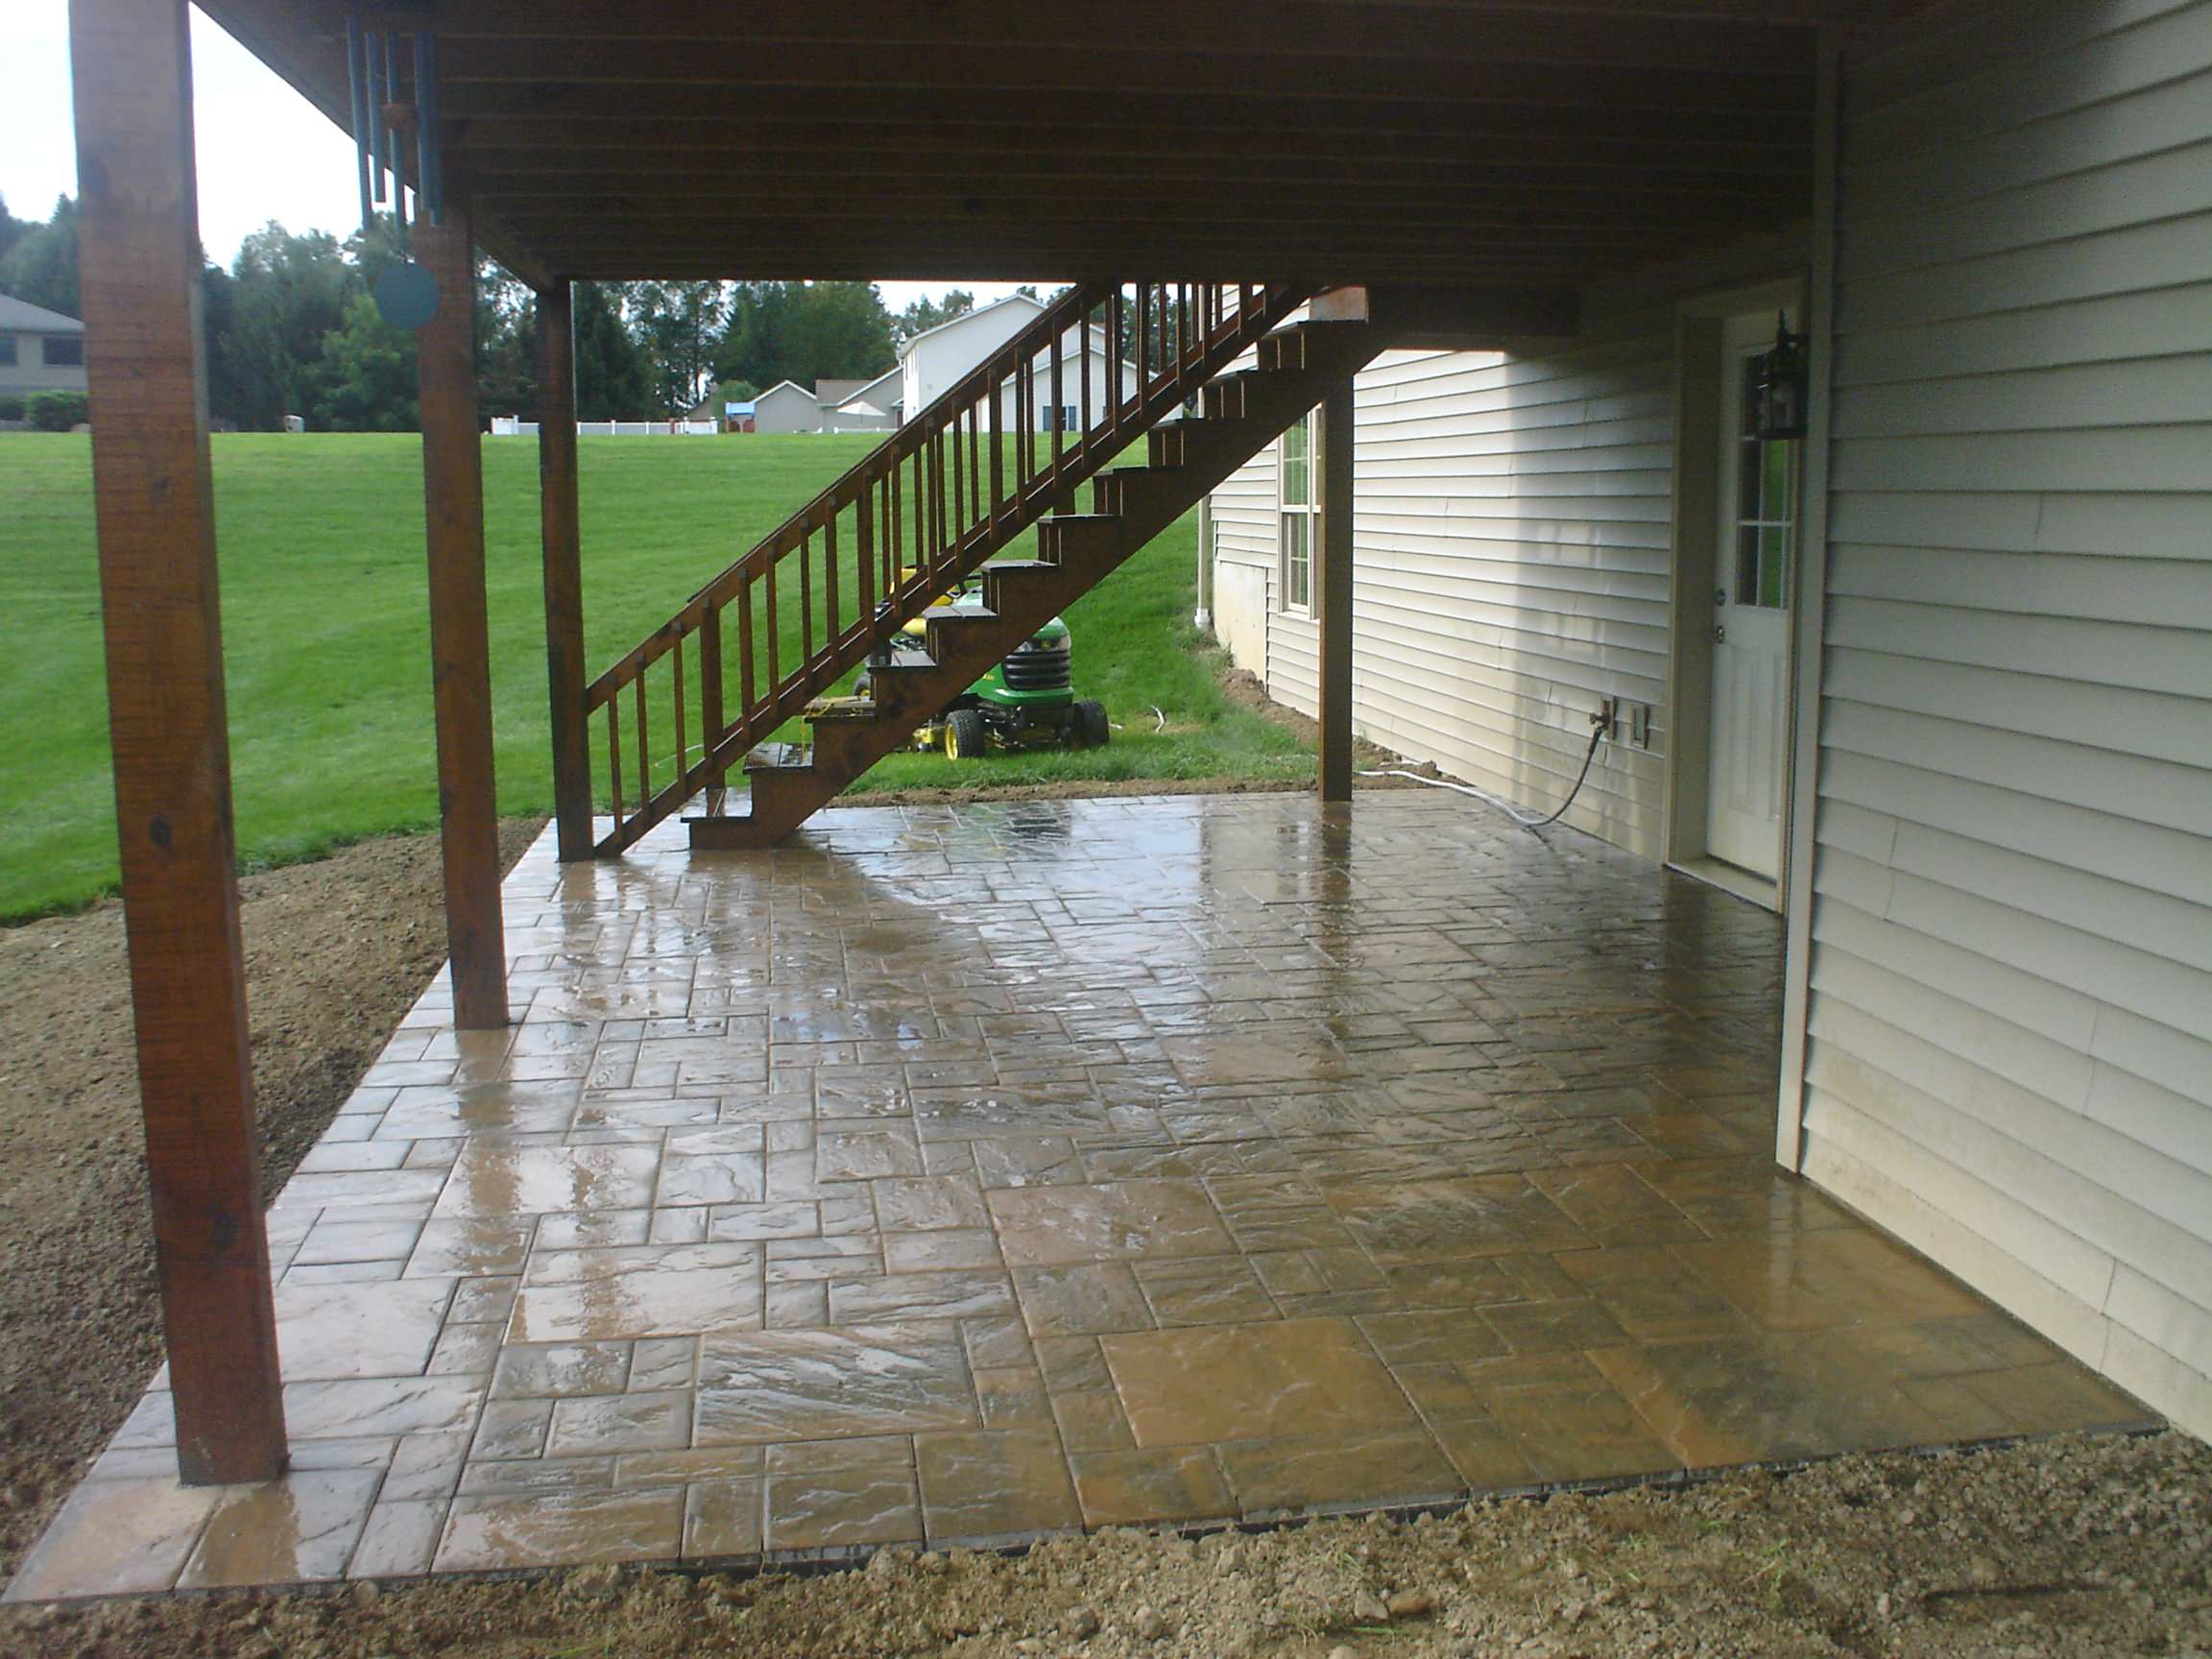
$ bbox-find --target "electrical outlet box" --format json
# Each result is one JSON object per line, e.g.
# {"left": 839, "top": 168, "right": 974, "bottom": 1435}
{"left": 1597, "top": 696, "right": 1622, "bottom": 739}
{"left": 1631, "top": 703, "right": 1653, "bottom": 749}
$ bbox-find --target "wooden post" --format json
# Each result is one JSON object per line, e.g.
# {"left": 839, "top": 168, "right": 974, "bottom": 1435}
{"left": 1315, "top": 378, "right": 1357, "bottom": 803}
{"left": 68, "top": 0, "right": 286, "bottom": 1484}
{"left": 415, "top": 202, "right": 510, "bottom": 1028}
{"left": 536, "top": 282, "right": 591, "bottom": 860}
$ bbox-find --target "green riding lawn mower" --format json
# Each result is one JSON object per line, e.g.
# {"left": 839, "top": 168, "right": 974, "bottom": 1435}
{"left": 855, "top": 579, "right": 1111, "bottom": 759}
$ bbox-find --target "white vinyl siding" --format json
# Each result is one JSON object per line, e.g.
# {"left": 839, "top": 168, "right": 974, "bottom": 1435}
{"left": 1798, "top": 0, "right": 2212, "bottom": 1436}
{"left": 1206, "top": 273, "right": 1771, "bottom": 856}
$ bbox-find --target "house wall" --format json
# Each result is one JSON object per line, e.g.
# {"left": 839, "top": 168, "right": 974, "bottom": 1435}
{"left": 992, "top": 330, "right": 1137, "bottom": 432}
{"left": 1207, "top": 250, "right": 1803, "bottom": 860}
{"left": 751, "top": 383, "right": 824, "bottom": 435}
{"left": 902, "top": 299, "right": 1046, "bottom": 419}
{"left": 0, "top": 329, "right": 90, "bottom": 396}
{"left": 1792, "top": 0, "right": 2212, "bottom": 1436}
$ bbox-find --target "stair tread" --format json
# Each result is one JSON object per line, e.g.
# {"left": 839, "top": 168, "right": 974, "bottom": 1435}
{"left": 740, "top": 740, "right": 812, "bottom": 772}
{"left": 805, "top": 695, "right": 881, "bottom": 722}
{"left": 923, "top": 603, "right": 998, "bottom": 622}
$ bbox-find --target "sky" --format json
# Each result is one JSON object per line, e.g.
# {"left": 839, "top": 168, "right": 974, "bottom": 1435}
{"left": 1, "top": 0, "right": 1025, "bottom": 313}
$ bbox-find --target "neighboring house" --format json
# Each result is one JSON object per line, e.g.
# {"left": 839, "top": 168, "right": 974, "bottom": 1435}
{"left": 733, "top": 376, "right": 901, "bottom": 433}
{"left": 833, "top": 364, "right": 903, "bottom": 429}
{"left": 1204, "top": 2, "right": 2212, "bottom": 1436}
{"left": 812, "top": 377, "right": 870, "bottom": 410}
{"left": 749, "top": 379, "right": 830, "bottom": 434}
{"left": 0, "top": 293, "right": 88, "bottom": 397}
{"left": 899, "top": 294, "right": 1138, "bottom": 432}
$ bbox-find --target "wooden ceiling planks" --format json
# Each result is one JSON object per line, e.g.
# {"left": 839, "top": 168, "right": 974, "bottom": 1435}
{"left": 196, "top": 0, "right": 1881, "bottom": 283}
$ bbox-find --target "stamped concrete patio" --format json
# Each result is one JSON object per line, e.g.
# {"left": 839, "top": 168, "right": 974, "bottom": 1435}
{"left": 8, "top": 791, "right": 2152, "bottom": 1599}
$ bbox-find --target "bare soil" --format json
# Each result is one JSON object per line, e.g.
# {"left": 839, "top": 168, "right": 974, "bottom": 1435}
{"left": 0, "top": 814, "right": 2206, "bottom": 1659}
{"left": 2, "top": 1433, "right": 2205, "bottom": 1658}
{"left": 0, "top": 821, "right": 544, "bottom": 1576}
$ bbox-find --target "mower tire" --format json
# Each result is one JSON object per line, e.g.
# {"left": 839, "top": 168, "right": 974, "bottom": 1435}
{"left": 1074, "top": 699, "right": 1111, "bottom": 749}
{"left": 943, "top": 708, "right": 988, "bottom": 760}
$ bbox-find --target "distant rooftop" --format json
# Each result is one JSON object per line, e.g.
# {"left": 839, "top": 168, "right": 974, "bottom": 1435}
{"left": 0, "top": 294, "right": 84, "bottom": 333}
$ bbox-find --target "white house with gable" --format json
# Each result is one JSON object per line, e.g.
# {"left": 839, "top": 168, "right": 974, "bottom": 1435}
{"left": 900, "top": 294, "right": 1138, "bottom": 432}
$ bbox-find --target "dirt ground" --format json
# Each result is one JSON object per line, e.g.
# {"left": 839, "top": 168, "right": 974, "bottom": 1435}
{"left": 0, "top": 820, "right": 545, "bottom": 1577}
{"left": 0, "top": 810, "right": 2206, "bottom": 1659}
{"left": 0, "top": 1432, "right": 2204, "bottom": 1658}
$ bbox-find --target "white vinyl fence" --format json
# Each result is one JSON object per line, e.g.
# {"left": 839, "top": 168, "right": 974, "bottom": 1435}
{"left": 489, "top": 417, "right": 718, "bottom": 437}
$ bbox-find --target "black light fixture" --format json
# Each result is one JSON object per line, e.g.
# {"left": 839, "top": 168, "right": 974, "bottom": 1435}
{"left": 1754, "top": 310, "right": 1809, "bottom": 440}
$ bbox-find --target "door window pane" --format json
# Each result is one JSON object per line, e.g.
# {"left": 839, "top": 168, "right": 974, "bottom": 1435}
{"left": 1730, "top": 350, "right": 1797, "bottom": 611}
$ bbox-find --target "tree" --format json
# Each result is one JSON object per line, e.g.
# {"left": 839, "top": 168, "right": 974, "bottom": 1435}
{"left": 570, "top": 280, "right": 656, "bottom": 421}
{"left": 0, "top": 195, "right": 81, "bottom": 318}
{"left": 0, "top": 193, "right": 33, "bottom": 269}
{"left": 220, "top": 222, "right": 353, "bottom": 428}
{"left": 311, "top": 293, "right": 418, "bottom": 431}
{"left": 891, "top": 287, "right": 974, "bottom": 345}
{"left": 628, "top": 279, "right": 732, "bottom": 414}
{"left": 474, "top": 259, "right": 538, "bottom": 421}
{"left": 200, "top": 260, "right": 249, "bottom": 426}
{"left": 716, "top": 281, "right": 897, "bottom": 396}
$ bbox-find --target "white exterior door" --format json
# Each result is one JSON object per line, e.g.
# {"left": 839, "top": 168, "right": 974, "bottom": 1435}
{"left": 1704, "top": 309, "right": 1800, "bottom": 879}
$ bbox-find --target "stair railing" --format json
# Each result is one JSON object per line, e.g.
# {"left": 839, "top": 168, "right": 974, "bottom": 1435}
{"left": 583, "top": 278, "right": 1309, "bottom": 854}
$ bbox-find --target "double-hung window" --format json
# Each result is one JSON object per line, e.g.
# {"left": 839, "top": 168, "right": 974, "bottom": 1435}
{"left": 1279, "top": 410, "right": 1316, "bottom": 613}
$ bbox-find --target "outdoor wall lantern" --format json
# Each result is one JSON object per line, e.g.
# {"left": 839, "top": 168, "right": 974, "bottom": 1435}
{"left": 1754, "top": 311, "right": 1810, "bottom": 441}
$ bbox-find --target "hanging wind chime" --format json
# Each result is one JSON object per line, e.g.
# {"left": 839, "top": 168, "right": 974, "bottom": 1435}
{"left": 346, "top": 15, "right": 445, "bottom": 331}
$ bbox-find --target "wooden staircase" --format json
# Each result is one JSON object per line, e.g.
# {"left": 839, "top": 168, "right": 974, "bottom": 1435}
{"left": 581, "top": 282, "right": 1380, "bottom": 855}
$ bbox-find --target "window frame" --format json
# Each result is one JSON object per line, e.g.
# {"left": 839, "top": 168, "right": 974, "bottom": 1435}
{"left": 1277, "top": 409, "right": 1317, "bottom": 615}
{"left": 0, "top": 333, "right": 16, "bottom": 368}
{"left": 41, "top": 334, "right": 84, "bottom": 369}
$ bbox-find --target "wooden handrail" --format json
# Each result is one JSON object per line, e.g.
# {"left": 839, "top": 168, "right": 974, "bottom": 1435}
{"left": 586, "top": 278, "right": 1308, "bottom": 854}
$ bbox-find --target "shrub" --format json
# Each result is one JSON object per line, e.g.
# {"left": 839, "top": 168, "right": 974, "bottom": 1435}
{"left": 27, "top": 390, "right": 87, "bottom": 431}
{"left": 0, "top": 395, "right": 25, "bottom": 421}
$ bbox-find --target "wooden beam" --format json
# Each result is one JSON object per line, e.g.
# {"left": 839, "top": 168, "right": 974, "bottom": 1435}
{"left": 1316, "top": 378, "right": 1357, "bottom": 805}
{"left": 1313, "top": 283, "right": 1586, "bottom": 343}
{"left": 536, "top": 281, "right": 590, "bottom": 863}
{"left": 437, "top": 79, "right": 1812, "bottom": 130}
{"left": 432, "top": 41, "right": 1812, "bottom": 103}
{"left": 478, "top": 183, "right": 1802, "bottom": 228}
{"left": 347, "top": 0, "right": 1824, "bottom": 68}
{"left": 68, "top": 0, "right": 286, "bottom": 1486}
{"left": 415, "top": 202, "right": 510, "bottom": 1029}
{"left": 448, "top": 121, "right": 1811, "bottom": 173}
{"left": 466, "top": 155, "right": 1809, "bottom": 196}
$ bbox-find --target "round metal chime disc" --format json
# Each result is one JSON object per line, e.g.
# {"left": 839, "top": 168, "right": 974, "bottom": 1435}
{"left": 373, "top": 260, "right": 439, "bottom": 330}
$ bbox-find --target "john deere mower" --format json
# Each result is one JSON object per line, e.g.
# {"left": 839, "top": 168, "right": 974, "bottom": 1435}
{"left": 855, "top": 580, "right": 1110, "bottom": 759}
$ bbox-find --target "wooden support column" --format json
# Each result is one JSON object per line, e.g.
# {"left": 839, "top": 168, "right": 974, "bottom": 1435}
{"left": 1315, "top": 378, "right": 1357, "bottom": 804}
{"left": 68, "top": 0, "right": 286, "bottom": 1484}
{"left": 536, "top": 281, "right": 590, "bottom": 861}
{"left": 415, "top": 202, "right": 510, "bottom": 1028}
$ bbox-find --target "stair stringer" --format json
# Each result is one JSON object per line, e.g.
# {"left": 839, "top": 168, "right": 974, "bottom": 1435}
{"left": 688, "top": 321, "right": 1383, "bottom": 850}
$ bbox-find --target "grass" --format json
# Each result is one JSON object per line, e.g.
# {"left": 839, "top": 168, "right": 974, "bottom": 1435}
{"left": 0, "top": 432, "right": 1311, "bottom": 920}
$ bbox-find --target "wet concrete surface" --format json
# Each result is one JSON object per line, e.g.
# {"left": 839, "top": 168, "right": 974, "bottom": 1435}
{"left": 7, "top": 793, "right": 2152, "bottom": 1599}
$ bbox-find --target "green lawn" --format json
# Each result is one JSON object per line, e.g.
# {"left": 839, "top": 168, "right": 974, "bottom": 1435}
{"left": 0, "top": 432, "right": 1310, "bottom": 919}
